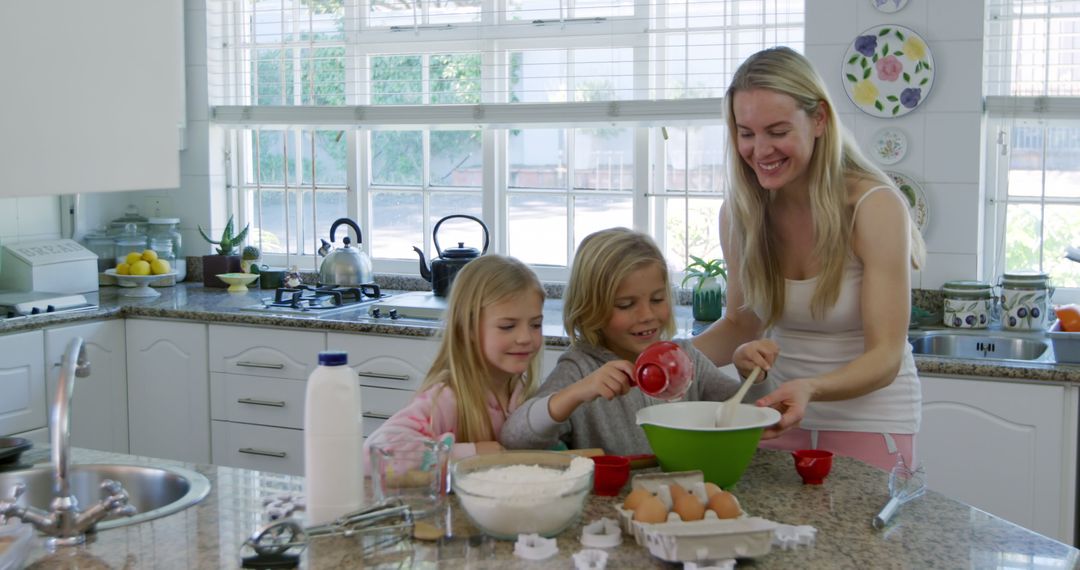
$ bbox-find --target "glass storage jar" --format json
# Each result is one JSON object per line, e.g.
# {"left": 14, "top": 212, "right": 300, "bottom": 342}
{"left": 148, "top": 237, "right": 176, "bottom": 287}
{"left": 114, "top": 223, "right": 147, "bottom": 267}
{"left": 999, "top": 271, "right": 1052, "bottom": 331}
{"left": 942, "top": 280, "right": 995, "bottom": 329}
{"left": 147, "top": 217, "right": 185, "bottom": 282}
{"left": 83, "top": 229, "right": 116, "bottom": 272}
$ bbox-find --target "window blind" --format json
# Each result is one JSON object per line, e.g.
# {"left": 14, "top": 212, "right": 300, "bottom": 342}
{"left": 208, "top": 0, "right": 804, "bottom": 126}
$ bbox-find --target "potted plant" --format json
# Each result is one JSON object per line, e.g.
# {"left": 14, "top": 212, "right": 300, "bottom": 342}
{"left": 681, "top": 256, "right": 727, "bottom": 322}
{"left": 241, "top": 245, "right": 261, "bottom": 274}
{"left": 197, "top": 215, "right": 250, "bottom": 288}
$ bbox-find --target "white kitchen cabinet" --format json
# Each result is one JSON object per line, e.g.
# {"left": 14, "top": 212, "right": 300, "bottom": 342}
{"left": 126, "top": 319, "right": 209, "bottom": 464}
{"left": 0, "top": 330, "right": 45, "bottom": 437}
{"left": 919, "top": 375, "right": 1078, "bottom": 544}
{"left": 327, "top": 333, "right": 439, "bottom": 438}
{"left": 45, "top": 320, "right": 128, "bottom": 453}
{"left": 0, "top": 0, "right": 185, "bottom": 197}
{"left": 208, "top": 325, "right": 324, "bottom": 475}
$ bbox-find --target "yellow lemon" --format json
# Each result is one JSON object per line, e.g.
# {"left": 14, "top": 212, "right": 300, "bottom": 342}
{"left": 141, "top": 249, "right": 158, "bottom": 263}
{"left": 125, "top": 251, "right": 143, "bottom": 266}
{"left": 130, "top": 260, "right": 152, "bottom": 276}
{"left": 115, "top": 263, "right": 131, "bottom": 275}
{"left": 150, "top": 259, "right": 171, "bottom": 275}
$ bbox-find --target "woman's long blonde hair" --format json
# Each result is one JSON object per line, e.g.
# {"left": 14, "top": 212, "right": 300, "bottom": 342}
{"left": 420, "top": 255, "right": 544, "bottom": 443}
{"left": 563, "top": 227, "right": 676, "bottom": 348}
{"left": 725, "top": 46, "right": 925, "bottom": 326}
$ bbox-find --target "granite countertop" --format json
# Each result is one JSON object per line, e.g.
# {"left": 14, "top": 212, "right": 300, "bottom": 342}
{"left": 15, "top": 446, "right": 1079, "bottom": 569}
{"left": 2, "top": 281, "right": 1078, "bottom": 384}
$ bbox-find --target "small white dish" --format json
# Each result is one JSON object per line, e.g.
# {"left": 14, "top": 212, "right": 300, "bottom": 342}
{"left": 217, "top": 273, "right": 259, "bottom": 293}
{"left": 871, "top": 0, "right": 909, "bottom": 13}
{"left": 871, "top": 128, "right": 908, "bottom": 165}
{"left": 104, "top": 269, "right": 176, "bottom": 297}
{"left": 885, "top": 170, "right": 929, "bottom": 234}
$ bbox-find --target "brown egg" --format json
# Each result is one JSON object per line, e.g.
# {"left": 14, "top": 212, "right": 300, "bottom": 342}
{"left": 672, "top": 493, "right": 705, "bottom": 521}
{"left": 703, "top": 482, "right": 723, "bottom": 498}
{"left": 623, "top": 488, "right": 653, "bottom": 511}
{"left": 668, "top": 482, "right": 689, "bottom": 499}
{"left": 632, "top": 495, "right": 669, "bottom": 524}
{"left": 708, "top": 490, "right": 742, "bottom": 519}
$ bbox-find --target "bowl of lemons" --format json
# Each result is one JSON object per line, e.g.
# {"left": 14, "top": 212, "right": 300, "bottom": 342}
{"left": 106, "top": 250, "right": 175, "bottom": 297}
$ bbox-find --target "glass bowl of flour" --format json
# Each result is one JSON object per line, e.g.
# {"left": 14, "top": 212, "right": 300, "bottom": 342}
{"left": 451, "top": 451, "right": 594, "bottom": 539}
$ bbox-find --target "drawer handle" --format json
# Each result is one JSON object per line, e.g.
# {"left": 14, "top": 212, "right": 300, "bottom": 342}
{"left": 238, "top": 397, "right": 286, "bottom": 408}
{"left": 239, "top": 447, "right": 287, "bottom": 458}
{"left": 362, "top": 412, "right": 392, "bottom": 420}
{"left": 356, "top": 370, "right": 410, "bottom": 382}
{"left": 237, "top": 361, "right": 286, "bottom": 370}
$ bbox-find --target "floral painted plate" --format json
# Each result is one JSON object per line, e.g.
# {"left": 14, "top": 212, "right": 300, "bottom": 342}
{"left": 871, "top": 127, "right": 907, "bottom": 165}
{"left": 842, "top": 25, "right": 935, "bottom": 118}
{"left": 871, "top": 0, "right": 909, "bottom": 13}
{"left": 885, "top": 170, "right": 928, "bottom": 234}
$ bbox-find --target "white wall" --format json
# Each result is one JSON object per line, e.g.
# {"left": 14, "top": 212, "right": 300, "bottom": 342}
{"left": 806, "top": 0, "right": 985, "bottom": 289}
{"left": 3, "top": 0, "right": 988, "bottom": 285}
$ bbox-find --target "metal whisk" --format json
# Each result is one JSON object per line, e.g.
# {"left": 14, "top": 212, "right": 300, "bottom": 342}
{"left": 872, "top": 455, "right": 926, "bottom": 529}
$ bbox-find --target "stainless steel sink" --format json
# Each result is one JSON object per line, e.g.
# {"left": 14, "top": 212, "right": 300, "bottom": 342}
{"left": 0, "top": 463, "right": 210, "bottom": 530}
{"left": 908, "top": 330, "right": 1052, "bottom": 362}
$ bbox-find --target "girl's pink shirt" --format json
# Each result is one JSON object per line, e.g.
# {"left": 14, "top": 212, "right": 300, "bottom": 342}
{"left": 364, "top": 380, "right": 528, "bottom": 461}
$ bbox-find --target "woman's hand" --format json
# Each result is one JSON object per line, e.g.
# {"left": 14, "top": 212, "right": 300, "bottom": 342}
{"left": 733, "top": 339, "right": 779, "bottom": 379}
{"left": 475, "top": 441, "right": 505, "bottom": 454}
{"left": 573, "top": 360, "right": 634, "bottom": 403}
{"left": 756, "top": 378, "right": 814, "bottom": 439}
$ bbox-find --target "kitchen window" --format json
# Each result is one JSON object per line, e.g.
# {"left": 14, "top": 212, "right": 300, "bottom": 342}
{"left": 210, "top": 0, "right": 803, "bottom": 279}
{"left": 984, "top": 0, "right": 1080, "bottom": 303}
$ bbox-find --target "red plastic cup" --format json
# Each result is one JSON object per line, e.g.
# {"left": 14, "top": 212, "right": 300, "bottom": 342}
{"left": 632, "top": 341, "right": 694, "bottom": 401}
{"left": 591, "top": 455, "right": 630, "bottom": 496}
{"left": 792, "top": 449, "right": 834, "bottom": 485}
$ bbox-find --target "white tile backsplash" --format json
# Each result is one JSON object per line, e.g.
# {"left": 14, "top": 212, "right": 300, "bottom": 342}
{"left": 922, "top": 40, "right": 984, "bottom": 113}
{"left": 923, "top": 183, "right": 980, "bottom": 255}
{"left": 928, "top": 0, "right": 985, "bottom": 41}
{"left": 923, "top": 112, "right": 982, "bottom": 185}
{"left": 921, "top": 253, "right": 979, "bottom": 289}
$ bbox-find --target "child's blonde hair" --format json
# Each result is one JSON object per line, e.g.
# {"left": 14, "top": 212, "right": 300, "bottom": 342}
{"left": 563, "top": 227, "right": 676, "bottom": 348}
{"left": 420, "top": 254, "right": 544, "bottom": 443}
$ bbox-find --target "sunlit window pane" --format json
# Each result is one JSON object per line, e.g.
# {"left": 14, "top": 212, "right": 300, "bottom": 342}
{"left": 429, "top": 0, "right": 481, "bottom": 25}
{"left": 573, "top": 48, "right": 633, "bottom": 101}
{"left": 299, "top": 189, "right": 348, "bottom": 255}
{"left": 251, "top": 130, "right": 296, "bottom": 186}
{"left": 574, "top": 196, "right": 632, "bottom": 245}
{"left": 372, "top": 55, "right": 422, "bottom": 105}
{"left": 254, "top": 188, "right": 287, "bottom": 254}
{"left": 431, "top": 54, "right": 482, "bottom": 104}
{"left": 301, "top": 47, "right": 345, "bottom": 105}
{"left": 510, "top": 51, "right": 567, "bottom": 103}
{"left": 665, "top": 126, "right": 726, "bottom": 193}
{"left": 573, "top": 0, "right": 634, "bottom": 18}
{"left": 430, "top": 131, "right": 482, "bottom": 187}
{"left": 428, "top": 197, "right": 486, "bottom": 255}
{"left": 371, "top": 131, "right": 423, "bottom": 186}
{"left": 507, "top": 0, "right": 561, "bottom": 22}
{"left": 300, "top": 130, "right": 347, "bottom": 186}
{"left": 663, "top": 197, "right": 723, "bottom": 270}
{"left": 253, "top": 48, "right": 294, "bottom": 105}
{"left": 371, "top": 191, "right": 421, "bottom": 259}
{"left": 573, "top": 128, "right": 633, "bottom": 191}
{"left": 368, "top": 0, "right": 415, "bottom": 28}
{"left": 509, "top": 194, "right": 567, "bottom": 266}
{"left": 1044, "top": 126, "right": 1080, "bottom": 199}
{"left": 509, "top": 129, "right": 566, "bottom": 189}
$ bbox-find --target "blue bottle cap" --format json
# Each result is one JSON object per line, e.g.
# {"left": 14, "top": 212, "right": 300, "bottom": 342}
{"left": 318, "top": 351, "right": 348, "bottom": 366}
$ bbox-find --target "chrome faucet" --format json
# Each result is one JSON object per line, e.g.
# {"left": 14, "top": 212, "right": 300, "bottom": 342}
{"left": 0, "top": 337, "right": 136, "bottom": 547}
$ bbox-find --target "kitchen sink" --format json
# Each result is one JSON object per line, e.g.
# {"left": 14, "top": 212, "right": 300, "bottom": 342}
{"left": 907, "top": 330, "right": 1052, "bottom": 362}
{"left": 0, "top": 463, "right": 210, "bottom": 530}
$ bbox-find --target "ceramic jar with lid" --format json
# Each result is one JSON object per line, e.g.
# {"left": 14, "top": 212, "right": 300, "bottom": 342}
{"left": 999, "top": 271, "right": 1052, "bottom": 331}
{"left": 942, "top": 280, "right": 996, "bottom": 329}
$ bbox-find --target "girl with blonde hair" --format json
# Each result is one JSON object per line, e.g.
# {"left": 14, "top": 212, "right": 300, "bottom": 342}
{"left": 364, "top": 254, "right": 545, "bottom": 460}
{"left": 693, "top": 46, "right": 925, "bottom": 471}
{"left": 501, "top": 228, "right": 741, "bottom": 456}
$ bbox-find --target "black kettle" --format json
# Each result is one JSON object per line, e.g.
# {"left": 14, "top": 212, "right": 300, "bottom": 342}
{"left": 413, "top": 214, "right": 490, "bottom": 297}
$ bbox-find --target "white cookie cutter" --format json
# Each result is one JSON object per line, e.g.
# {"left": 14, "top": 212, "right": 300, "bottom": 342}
{"left": 514, "top": 533, "right": 558, "bottom": 560}
{"left": 772, "top": 524, "right": 817, "bottom": 550}
{"left": 581, "top": 517, "right": 622, "bottom": 548}
{"left": 573, "top": 548, "right": 609, "bottom": 570}
{"left": 684, "top": 561, "right": 735, "bottom": 570}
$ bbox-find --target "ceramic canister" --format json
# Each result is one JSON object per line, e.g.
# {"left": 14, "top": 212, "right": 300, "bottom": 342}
{"left": 1000, "top": 271, "right": 1052, "bottom": 331}
{"left": 942, "top": 280, "right": 995, "bottom": 329}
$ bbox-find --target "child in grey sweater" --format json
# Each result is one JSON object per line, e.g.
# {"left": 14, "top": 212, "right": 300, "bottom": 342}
{"left": 499, "top": 228, "right": 744, "bottom": 456}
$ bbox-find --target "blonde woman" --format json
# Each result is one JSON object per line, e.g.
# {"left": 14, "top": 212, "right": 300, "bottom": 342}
{"left": 364, "top": 255, "right": 545, "bottom": 460}
{"left": 501, "top": 228, "right": 741, "bottom": 456}
{"left": 692, "top": 47, "right": 926, "bottom": 471}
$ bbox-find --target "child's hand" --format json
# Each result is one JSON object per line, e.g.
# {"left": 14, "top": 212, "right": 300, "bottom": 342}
{"left": 574, "top": 360, "right": 634, "bottom": 403}
{"left": 733, "top": 339, "right": 779, "bottom": 379}
{"left": 475, "top": 441, "right": 504, "bottom": 454}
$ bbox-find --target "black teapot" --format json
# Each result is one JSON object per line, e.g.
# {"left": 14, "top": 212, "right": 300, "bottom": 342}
{"left": 413, "top": 214, "right": 489, "bottom": 297}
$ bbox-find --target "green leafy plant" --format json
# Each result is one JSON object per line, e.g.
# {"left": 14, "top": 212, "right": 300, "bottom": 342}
{"left": 242, "top": 246, "right": 261, "bottom": 261}
{"left": 681, "top": 256, "right": 727, "bottom": 291}
{"left": 197, "top": 215, "right": 250, "bottom": 256}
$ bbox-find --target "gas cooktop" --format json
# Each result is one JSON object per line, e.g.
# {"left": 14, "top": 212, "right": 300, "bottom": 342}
{"left": 241, "top": 284, "right": 385, "bottom": 317}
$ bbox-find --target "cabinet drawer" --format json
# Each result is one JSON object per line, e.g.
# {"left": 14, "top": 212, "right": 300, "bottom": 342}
{"left": 0, "top": 330, "right": 46, "bottom": 437}
{"left": 210, "top": 325, "right": 325, "bottom": 379}
{"left": 212, "top": 421, "right": 304, "bottom": 476}
{"left": 360, "top": 386, "right": 414, "bottom": 437}
{"left": 328, "top": 333, "right": 438, "bottom": 391}
{"left": 211, "top": 373, "right": 305, "bottom": 429}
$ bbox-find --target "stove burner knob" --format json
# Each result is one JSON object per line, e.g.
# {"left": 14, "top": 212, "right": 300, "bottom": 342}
{"left": 46, "top": 305, "right": 56, "bottom": 313}
{"left": 389, "top": 309, "right": 399, "bottom": 320}
{"left": 30, "top": 307, "right": 41, "bottom": 315}
{"left": 371, "top": 308, "right": 382, "bottom": 318}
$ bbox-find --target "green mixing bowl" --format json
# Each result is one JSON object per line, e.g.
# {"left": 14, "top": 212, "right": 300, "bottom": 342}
{"left": 636, "top": 402, "right": 781, "bottom": 489}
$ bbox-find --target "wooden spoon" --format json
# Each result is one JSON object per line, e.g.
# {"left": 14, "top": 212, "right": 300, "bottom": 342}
{"left": 715, "top": 367, "right": 761, "bottom": 427}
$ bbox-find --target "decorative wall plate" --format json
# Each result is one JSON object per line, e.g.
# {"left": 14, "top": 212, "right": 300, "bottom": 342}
{"left": 885, "top": 170, "right": 928, "bottom": 234}
{"left": 871, "top": 127, "right": 908, "bottom": 165}
{"left": 871, "top": 0, "right": 909, "bottom": 13}
{"left": 842, "top": 25, "right": 935, "bottom": 118}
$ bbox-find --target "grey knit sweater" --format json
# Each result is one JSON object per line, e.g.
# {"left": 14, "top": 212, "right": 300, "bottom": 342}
{"left": 499, "top": 339, "right": 740, "bottom": 456}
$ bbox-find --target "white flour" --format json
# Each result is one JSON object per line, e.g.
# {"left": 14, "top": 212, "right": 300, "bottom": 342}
{"left": 455, "top": 457, "right": 593, "bottom": 537}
